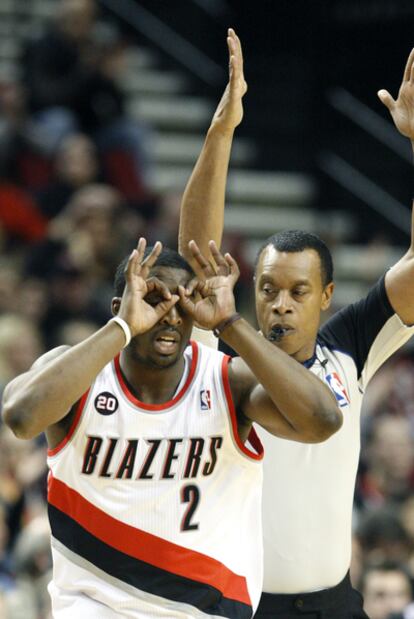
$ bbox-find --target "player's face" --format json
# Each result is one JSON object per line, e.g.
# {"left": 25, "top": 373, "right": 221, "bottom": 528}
{"left": 255, "top": 247, "right": 334, "bottom": 363}
{"left": 126, "top": 266, "right": 194, "bottom": 369}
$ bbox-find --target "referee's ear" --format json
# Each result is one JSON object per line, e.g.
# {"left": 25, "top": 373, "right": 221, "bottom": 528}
{"left": 321, "top": 282, "right": 335, "bottom": 311}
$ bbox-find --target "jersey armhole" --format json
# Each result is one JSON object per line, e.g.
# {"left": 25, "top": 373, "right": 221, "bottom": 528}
{"left": 47, "top": 389, "right": 90, "bottom": 457}
{"left": 221, "top": 356, "right": 264, "bottom": 461}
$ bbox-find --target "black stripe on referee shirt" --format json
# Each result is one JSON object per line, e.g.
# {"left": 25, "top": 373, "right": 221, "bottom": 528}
{"left": 48, "top": 504, "right": 252, "bottom": 618}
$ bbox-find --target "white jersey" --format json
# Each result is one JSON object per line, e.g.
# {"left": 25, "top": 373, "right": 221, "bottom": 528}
{"left": 257, "top": 276, "right": 414, "bottom": 593}
{"left": 47, "top": 341, "right": 263, "bottom": 618}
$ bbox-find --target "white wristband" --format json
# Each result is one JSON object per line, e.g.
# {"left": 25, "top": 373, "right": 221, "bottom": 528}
{"left": 109, "top": 316, "right": 132, "bottom": 347}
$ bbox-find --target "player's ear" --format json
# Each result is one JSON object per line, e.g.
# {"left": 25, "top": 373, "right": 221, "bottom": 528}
{"left": 111, "top": 297, "right": 121, "bottom": 315}
{"left": 321, "top": 282, "right": 334, "bottom": 311}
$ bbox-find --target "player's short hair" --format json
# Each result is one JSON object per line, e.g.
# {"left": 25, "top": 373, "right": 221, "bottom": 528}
{"left": 254, "top": 230, "right": 334, "bottom": 286}
{"left": 114, "top": 246, "right": 194, "bottom": 296}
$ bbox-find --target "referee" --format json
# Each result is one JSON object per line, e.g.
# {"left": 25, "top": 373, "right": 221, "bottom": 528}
{"left": 178, "top": 30, "right": 414, "bottom": 618}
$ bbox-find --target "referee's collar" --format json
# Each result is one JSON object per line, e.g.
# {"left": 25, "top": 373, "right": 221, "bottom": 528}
{"left": 302, "top": 352, "right": 317, "bottom": 368}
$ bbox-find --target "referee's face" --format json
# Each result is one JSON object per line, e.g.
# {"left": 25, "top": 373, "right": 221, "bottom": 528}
{"left": 255, "top": 246, "right": 334, "bottom": 363}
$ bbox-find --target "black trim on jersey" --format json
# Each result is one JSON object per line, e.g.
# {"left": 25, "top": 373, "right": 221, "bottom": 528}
{"left": 318, "top": 275, "right": 394, "bottom": 378}
{"left": 48, "top": 504, "right": 252, "bottom": 619}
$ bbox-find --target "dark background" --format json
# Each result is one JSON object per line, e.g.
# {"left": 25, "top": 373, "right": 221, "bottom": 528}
{"left": 122, "top": 0, "right": 414, "bottom": 245}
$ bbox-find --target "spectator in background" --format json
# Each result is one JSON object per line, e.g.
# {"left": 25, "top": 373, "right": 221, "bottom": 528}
{"left": 25, "top": 183, "right": 144, "bottom": 346}
{"left": 22, "top": 0, "right": 155, "bottom": 214}
{"left": 27, "top": 183, "right": 141, "bottom": 282}
{"left": 5, "top": 516, "right": 52, "bottom": 619}
{"left": 0, "top": 315, "right": 44, "bottom": 394}
{"left": 36, "top": 133, "right": 100, "bottom": 220}
{"left": 56, "top": 319, "right": 100, "bottom": 347}
{"left": 359, "top": 562, "right": 413, "bottom": 619}
{"left": 359, "top": 416, "right": 414, "bottom": 509}
{"left": 356, "top": 508, "right": 412, "bottom": 568}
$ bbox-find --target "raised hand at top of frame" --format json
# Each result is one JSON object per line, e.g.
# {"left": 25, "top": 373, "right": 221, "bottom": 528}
{"left": 378, "top": 48, "right": 414, "bottom": 140}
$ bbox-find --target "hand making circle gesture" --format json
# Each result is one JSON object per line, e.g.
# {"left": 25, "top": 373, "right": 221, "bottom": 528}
{"left": 117, "top": 238, "right": 179, "bottom": 337}
{"left": 178, "top": 240, "right": 239, "bottom": 330}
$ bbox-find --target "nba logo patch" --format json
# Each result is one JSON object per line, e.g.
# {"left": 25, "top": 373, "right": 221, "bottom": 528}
{"left": 325, "top": 372, "right": 350, "bottom": 407}
{"left": 200, "top": 389, "right": 211, "bottom": 410}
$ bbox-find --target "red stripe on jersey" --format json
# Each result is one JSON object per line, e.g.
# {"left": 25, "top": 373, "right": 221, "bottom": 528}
{"left": 247, "top": 427, "right": 264, "bottom": 457}
{"left": 221, "top": 356, "right": 264, "bottom": 461}
{"left": 48, "top": 475, "right": 251, "bottom": 606}
{"left": 113, "top": 341, "right": 199, "bottom": 411}
{"left": 47, "top": 390, "right": 90, "bottom": 457}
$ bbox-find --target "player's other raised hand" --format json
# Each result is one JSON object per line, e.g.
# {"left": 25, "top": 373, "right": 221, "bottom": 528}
{"left": 378, "top": 48, "right": 414, "bottom": 140}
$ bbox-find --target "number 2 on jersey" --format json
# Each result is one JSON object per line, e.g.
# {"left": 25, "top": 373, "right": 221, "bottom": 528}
{"left": 180, "top": 484, "right": 200, "bottom": 531}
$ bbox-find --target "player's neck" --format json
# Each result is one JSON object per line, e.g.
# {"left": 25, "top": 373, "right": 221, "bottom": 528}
{"left": 119, "top": 353, "right": 186, "bottom": 405}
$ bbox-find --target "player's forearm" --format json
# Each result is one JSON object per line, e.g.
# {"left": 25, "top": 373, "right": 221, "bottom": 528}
{"left": 178, "top": 124, "right": 234, "bottom": 266}
{"left": 222, "top": 318, "right": 342, "bottom": 440}
{"left": 2, "top": 322, "right": 125, "bottom": 439}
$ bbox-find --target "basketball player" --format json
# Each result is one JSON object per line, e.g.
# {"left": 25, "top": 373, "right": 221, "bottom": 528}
{"left": 179, "top": 29, "right": 414, "bottom": 618}
{"left": 2, "top": 239, "right": 341, "bottom": 618}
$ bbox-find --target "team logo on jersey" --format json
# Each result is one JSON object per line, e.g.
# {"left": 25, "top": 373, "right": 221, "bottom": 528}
{"left": 200, "top": 389, "right": 211, "bottom": 410}
{"left": 94, "top": 392, "right": 119, "bottom": 415}
{"left": 325, "top": 372, "right": 350, "bottom": 407}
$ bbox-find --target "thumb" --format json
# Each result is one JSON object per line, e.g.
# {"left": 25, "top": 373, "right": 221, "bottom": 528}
{"left": 377, "top": 89, "right": 396, "bottom": 111}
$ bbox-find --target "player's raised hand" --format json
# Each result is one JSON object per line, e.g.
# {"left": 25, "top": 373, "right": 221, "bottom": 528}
{"left": 178, "top": 240, "right": 239, "bottom": 329}
{"left": 210, "top": 28, "right": 247, "bottom": 133}
{"left": 117, "top": 238, "right": 179, "bottom": 336}
{"left": 378, "top": 48, "right": 414, "bottom": 140}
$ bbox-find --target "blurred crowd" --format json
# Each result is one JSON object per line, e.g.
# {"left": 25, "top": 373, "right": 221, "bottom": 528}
{"left": 0, "top": 1, "right": 413, "bottom": 618}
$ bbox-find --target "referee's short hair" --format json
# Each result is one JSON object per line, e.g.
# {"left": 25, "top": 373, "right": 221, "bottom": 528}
{"left": 254, "top": 230, "right": 333, "bottom": 287}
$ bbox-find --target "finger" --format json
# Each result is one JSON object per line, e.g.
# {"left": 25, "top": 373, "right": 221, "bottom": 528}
{"left": 232, "top": 30, "right": 244, "bottom": 76}
{"left": 188, "top": 240, "right": 216, "bottom": 277}
{"left": 377, "top": 89, "right": 396, "bottom": 112}
{"left": 208, "top": 240, "right": 229, "bottom": 272}
{"left": 228, "top": 34, "right": 240, "bottom": 80}
{"left": 184, "top": 277, "right": 200, "bottom": 296}
{"left": 189, "top": 279, "right": 207, "bottom": 296}
{"left": 145, "top": 277, "right": 172, "bottom": 300}
{"left": 124, "top": 246, "right": 139, "bottom": 281}
{"left": 141, "top": 241, "right": 162, "bottom": 274}
{"left": 152, "top": 295, "right": 179, "bottom": 321}
{"left": 229, "top": 31, "right": 247, "bottom": 97}
{"left": 178, "top": 285, "right": 196, "bottom": 316}
{"left": 233, "top": 30, "right": 243, "bottom": 66}
{"left": 403, "top": 48, "right": 414, "bottom": 82}
{"left": 224, "top": 252, "right": 240, "bottom": 282}
{"left": 135, "top": 237, "right": 146, "bottom": 262}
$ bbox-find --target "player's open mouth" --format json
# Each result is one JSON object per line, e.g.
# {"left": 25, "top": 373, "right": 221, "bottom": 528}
{"left": 153, "top": 333, "right": 180, "bottom": 355}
